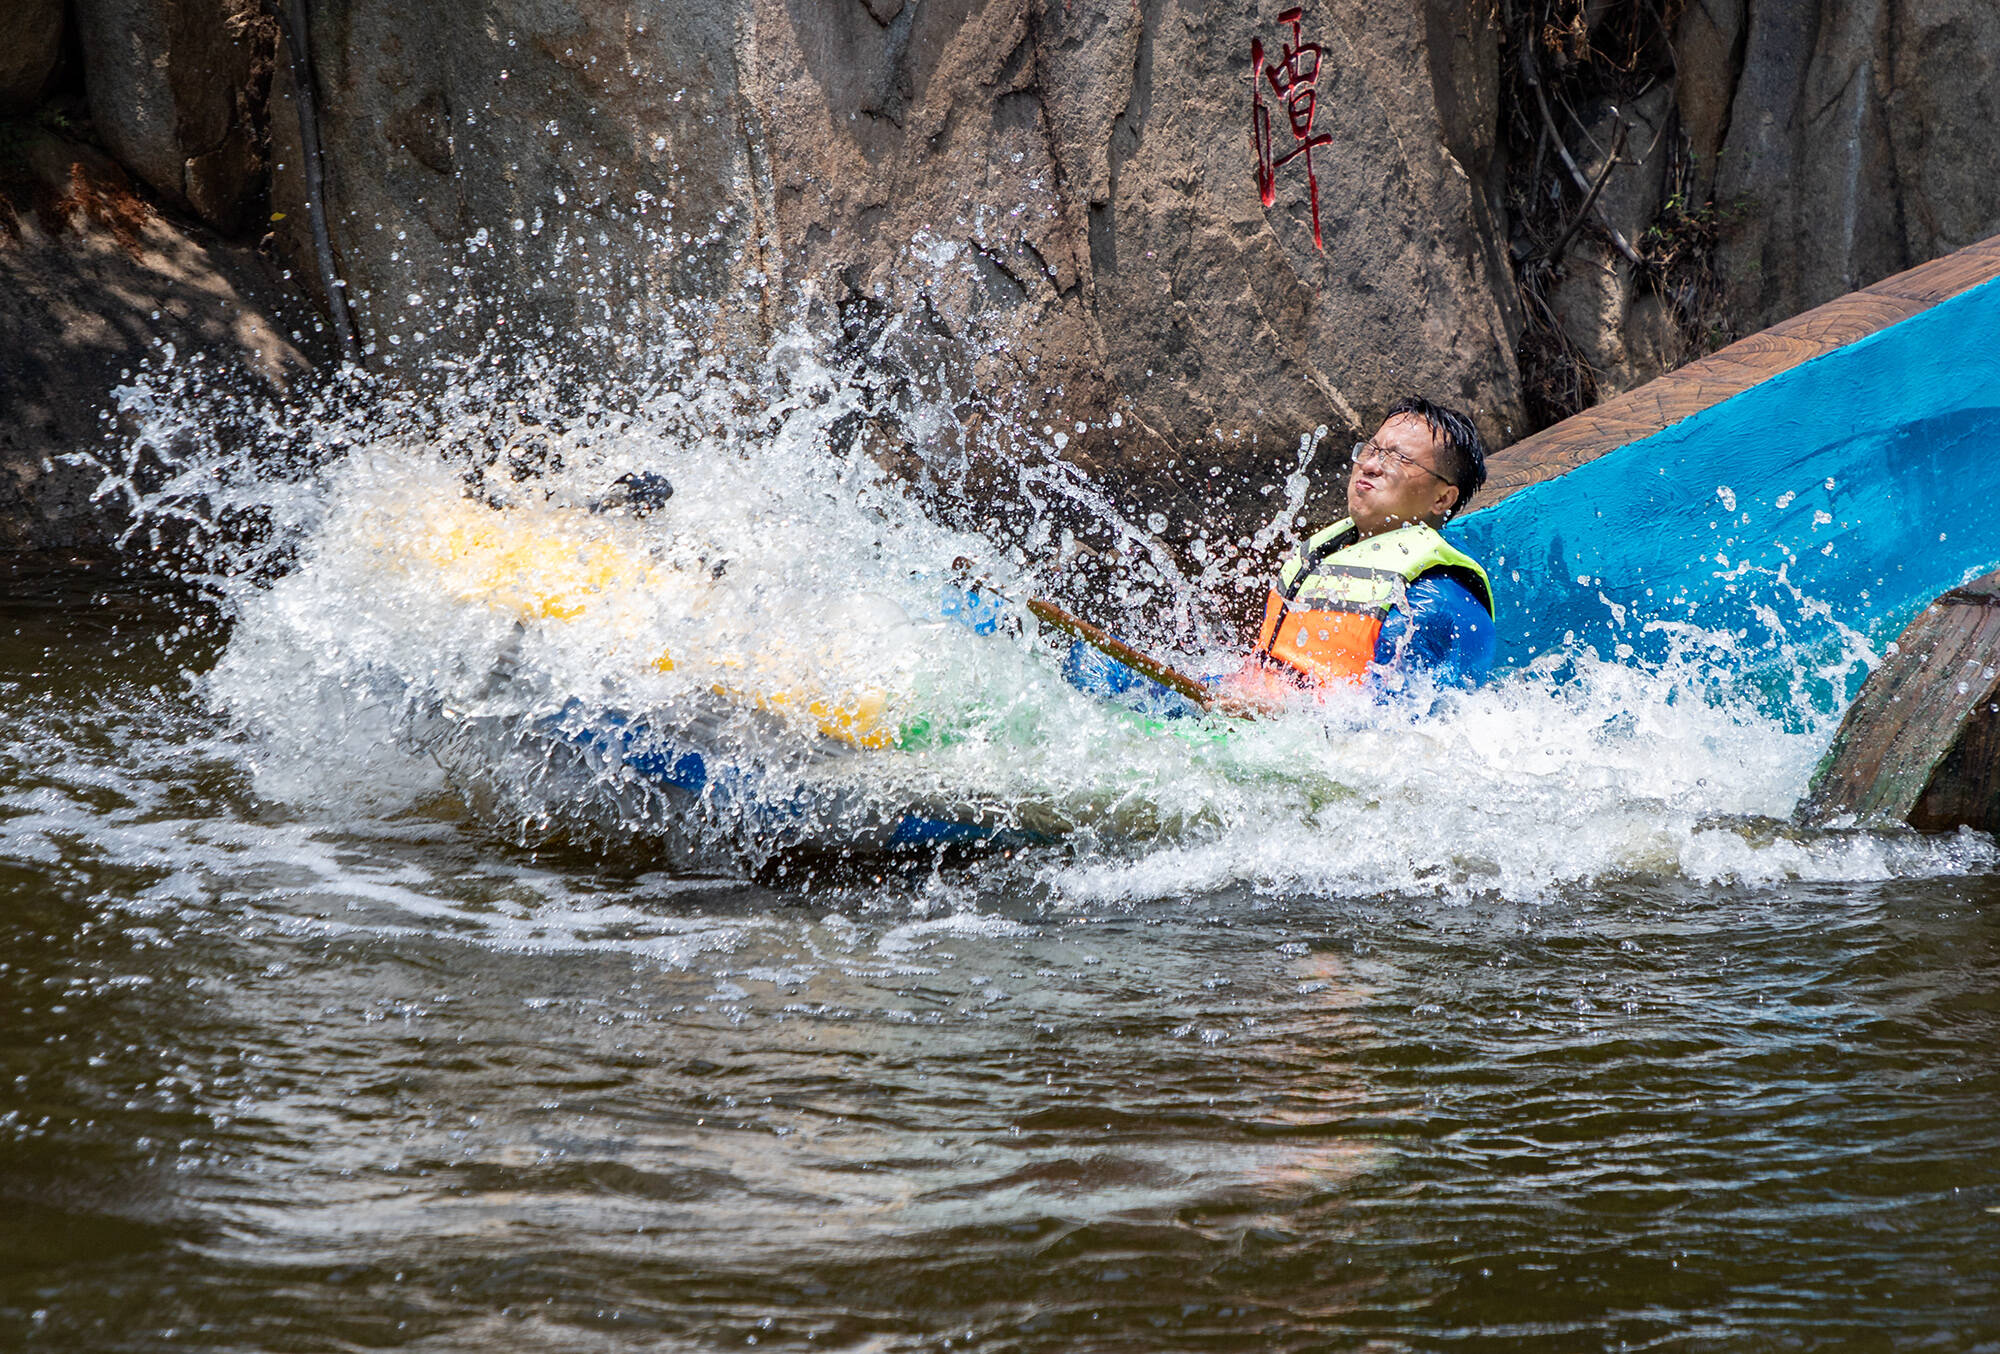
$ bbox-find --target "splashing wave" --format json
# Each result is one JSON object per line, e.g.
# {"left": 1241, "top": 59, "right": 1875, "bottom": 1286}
{"left": 69, "top": 319, "right": 1995, "bottom": 903}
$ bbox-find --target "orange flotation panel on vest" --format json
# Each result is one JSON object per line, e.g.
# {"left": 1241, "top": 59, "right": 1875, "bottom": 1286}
{"left": 1254, "top": 590, "right": 1382, "bottom": 685}
{"left": 1249, "top": 519, "right": 1495, "bottom": 688}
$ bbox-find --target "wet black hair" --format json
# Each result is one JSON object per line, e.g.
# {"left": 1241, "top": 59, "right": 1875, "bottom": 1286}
{"left": 1384, "top": 395, "right": 1488, "bottom": 519}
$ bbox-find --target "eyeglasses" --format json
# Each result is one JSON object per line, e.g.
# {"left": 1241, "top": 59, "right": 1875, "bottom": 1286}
{"left": 1352, "top": 439, "right": 1450, "bottom": 484}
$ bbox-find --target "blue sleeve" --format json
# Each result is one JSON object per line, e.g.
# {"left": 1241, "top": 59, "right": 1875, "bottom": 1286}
{"left": 1372, "top": 574, "right": 1496, "bottom": 687}
{"left": 1059, "top": 640, "right": 1203, "bottom": 719}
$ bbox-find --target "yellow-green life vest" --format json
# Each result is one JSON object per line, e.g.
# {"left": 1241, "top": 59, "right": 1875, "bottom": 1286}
{"left": 1254, "top": 519, "right": 1495, "bottom": 683}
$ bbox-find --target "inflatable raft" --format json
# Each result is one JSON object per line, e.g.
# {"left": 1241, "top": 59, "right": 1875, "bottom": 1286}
{"left": 360, "top": 481, "right": 1170, "bottom": 852}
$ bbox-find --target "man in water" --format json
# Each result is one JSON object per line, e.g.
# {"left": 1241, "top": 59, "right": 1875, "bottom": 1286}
{"left": 1062, "top": 396, "right": 1496, "bottom": 713}
{"left": 1217, "top": 395, "right": 1496, "bottom": 709}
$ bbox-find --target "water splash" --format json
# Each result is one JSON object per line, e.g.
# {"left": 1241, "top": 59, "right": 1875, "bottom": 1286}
{"left": 68, "top": 290, "right": 1994, "bottom": 904}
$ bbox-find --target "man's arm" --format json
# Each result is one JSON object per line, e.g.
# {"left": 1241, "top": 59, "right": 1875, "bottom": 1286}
{"left": 1374, "top": 573, "right": 1496, "bottom": 688}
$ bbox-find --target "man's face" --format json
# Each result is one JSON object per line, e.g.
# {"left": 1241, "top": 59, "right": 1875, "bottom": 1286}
{"left": 1346, "top": 413, "right": 1459, "bottom": 538}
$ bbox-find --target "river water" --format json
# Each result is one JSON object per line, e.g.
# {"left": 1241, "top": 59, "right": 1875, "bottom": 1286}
{"left": 6, "top": 349, "right": 2000, "bottom": 1350}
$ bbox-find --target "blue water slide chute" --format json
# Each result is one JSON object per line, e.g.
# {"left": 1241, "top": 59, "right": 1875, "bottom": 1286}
{"left": 1448, "top": 275, "right": 2000, "bottom": 716}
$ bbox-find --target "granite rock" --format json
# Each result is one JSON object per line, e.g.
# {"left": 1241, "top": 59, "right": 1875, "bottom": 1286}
{"left": 1542, "top": 84, "right": 1682, "bottom": 398}
{"left": 0, "top": 0, "right": 65, "bottom": 112}
{"left": 256, "top": 0, "right": 1525, "bottom": 554}
{"left": 72, "top": 0, "right": 276, "bottom": 231}
{"left": 1704, "top": 0, "right": 2000, "bottom": 329}
{"left": 0, "top": 129, "right": 317, "bottom": 551}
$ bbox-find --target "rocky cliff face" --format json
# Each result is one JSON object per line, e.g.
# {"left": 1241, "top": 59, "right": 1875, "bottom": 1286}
{"left": 263, "top": 0, "right": 761, "bottom": 370}
{"left": 73, "top": 0, "right": 275, "bottom": 232}
{"left": 1509, "top": 0, "right": 2000, "bottom": 423}
{"left": 0, "top": 0, "right": 67, "bottom": 113}
{"left": 6, "top": 0, "right": 2000, "bottom": 554}
{"left": 264, "top": 0, "right": 1525, "bottom": 548}
{"left": 0, "top": 129, "right": 315, "bottom": 550}
{"left": 771, "top": 0, "right": 1530, "bottom": 540}
{"left": 1697, "top": 0, "right": 2000, "bottom": 330}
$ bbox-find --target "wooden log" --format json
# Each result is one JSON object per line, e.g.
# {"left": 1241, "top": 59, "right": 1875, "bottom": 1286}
{"left": 1799, "top": 571, "right": 2000, "bottom": 828}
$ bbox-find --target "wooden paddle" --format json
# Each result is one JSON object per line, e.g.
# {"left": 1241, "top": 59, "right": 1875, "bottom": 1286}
{"left": 1025, "top": 597, "right": 1216, "bottom": 710}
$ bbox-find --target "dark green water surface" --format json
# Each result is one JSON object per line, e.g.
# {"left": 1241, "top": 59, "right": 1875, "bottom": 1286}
{"left": 5, "top": 565, "right": 1999, "bottom": 1352}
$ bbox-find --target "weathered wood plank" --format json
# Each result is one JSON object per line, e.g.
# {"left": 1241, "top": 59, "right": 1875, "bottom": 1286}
{"left": 1799, "top": 572, "right": 2000, "bottom": 827}
{"left": 1910, "top": 692, "right": 2000, "bottom": 832}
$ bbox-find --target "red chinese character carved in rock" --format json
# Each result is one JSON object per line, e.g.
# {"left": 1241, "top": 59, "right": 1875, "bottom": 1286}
{"left": 1251, "top": 6, "right": 1334, "bottom": 250}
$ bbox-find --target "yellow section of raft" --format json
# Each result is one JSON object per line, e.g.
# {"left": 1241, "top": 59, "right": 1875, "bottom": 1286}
{"left": 423, "top": 498, "right": 645, "bottom": 622}
{"left": 377, "top": 491, "right": 902, "bottom": 750}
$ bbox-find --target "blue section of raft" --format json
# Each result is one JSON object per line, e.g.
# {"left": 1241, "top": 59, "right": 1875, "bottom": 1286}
{"left": 550, "top": 701, "right": 1021, "bottom": 852}
{"left": 1450, "top": 274, "right": 2000, "bottom": 712}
